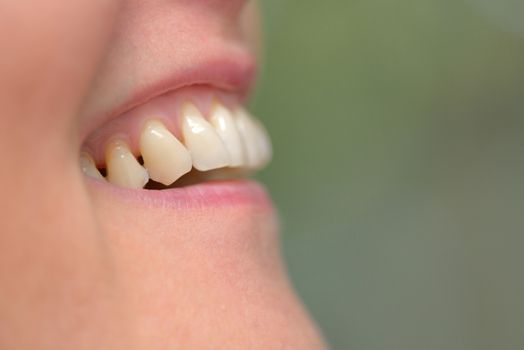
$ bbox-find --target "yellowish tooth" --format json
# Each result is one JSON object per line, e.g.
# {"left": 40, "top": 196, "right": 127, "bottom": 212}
{"left": 139, "top": 120, "right": 192, "bottom": 185}
{"left": 105, "top": 139, "right": 149, "bottom": 189}
{"left": 181, "top": 103, "right": 230, "bottom": 171}
{"left": 80, "top": 152, "right": 104, "bottom": 180}
{"left": 234, "top": 108, "right": 272, "bottom": 169}
{"left": 209, "top": 102, "right": 245, "bottom": 167}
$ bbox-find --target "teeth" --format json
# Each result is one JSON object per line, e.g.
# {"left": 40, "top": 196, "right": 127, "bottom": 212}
{"left": 181, "top": 103, "right": 230, "bottom": 171}
{"left": 209, "top": 102, "right": 245, "bottom": 167}
{"left": 80, "top": 152, "right": 104, "bottom": 180}
{"left": 139, "top": 120, "right": 192, "bottom": 185}
{"left": 83, "top": 100, "right": 272, "bottom": 189}
{"left": 105, "top": 139, "right": 149, "bottom": 189}
{"left": 234, "top": 108, "right": 272, "bottom": 169}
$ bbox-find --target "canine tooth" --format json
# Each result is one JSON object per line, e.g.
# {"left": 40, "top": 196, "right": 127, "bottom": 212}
{"left": 80, "top": 152, "right": 104, "bottom": 180}
{"left": 181, "top": 103, "right": 230, "bottom": 171}
{"left": 139, "top": 120, "right": 192, "bottom": 185}
{"left": 234, "top": 108, "right": 271, "bottom": 169}
{"left": 105, "top": 140, "right": 149, "bottom": 189}
{"left": 209, "top": 102, "right": 245, "bottom": 167}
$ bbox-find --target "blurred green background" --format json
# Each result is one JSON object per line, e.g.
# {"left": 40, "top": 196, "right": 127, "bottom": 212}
{"left": 252, "top": 1, "right": 524, "bottom": 349}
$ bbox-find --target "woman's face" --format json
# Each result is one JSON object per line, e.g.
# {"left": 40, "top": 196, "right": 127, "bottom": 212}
{"left": 0, "top": 0, "right": 325, "bottom": 348}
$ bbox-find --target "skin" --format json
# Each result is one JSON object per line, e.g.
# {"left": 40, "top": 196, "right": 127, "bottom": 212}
{"left": 0, "top": 0, "right": 326, "bottom": 349}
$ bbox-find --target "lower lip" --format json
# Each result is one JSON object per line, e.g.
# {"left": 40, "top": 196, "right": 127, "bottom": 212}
{"left": 88, "top": 178, "right": 273, "bottom": 209}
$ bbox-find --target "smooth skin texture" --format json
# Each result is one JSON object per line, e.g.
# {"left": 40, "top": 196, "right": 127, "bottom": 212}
{"left": 0, "top": 1, "right": 326, "bottom": 349}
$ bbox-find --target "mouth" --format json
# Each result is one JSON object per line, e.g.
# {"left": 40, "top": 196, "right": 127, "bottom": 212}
{"left": 80, "top": 70, "right": 271, "bottom": 206}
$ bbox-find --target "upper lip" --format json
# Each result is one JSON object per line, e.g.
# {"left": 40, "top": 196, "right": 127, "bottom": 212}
{"left": 80, "top": 46, "right": 256, "bottom": 141}
{"left": 117, "top": 53, "right": 257, "bottom": 117}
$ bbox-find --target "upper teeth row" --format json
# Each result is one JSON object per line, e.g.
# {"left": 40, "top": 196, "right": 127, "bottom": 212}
{"left": 80, "top": 102, "right": 272, "bottom": 189}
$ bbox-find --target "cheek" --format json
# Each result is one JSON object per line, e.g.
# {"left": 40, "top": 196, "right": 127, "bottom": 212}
{"left": 0, "top": 1, "right": 121, "bottom": 224}
{"left": 0, "top": 0, "right": 120, "bottom": 146}
{"left": 0, "top": 1, "right": 124, "bottom": 348}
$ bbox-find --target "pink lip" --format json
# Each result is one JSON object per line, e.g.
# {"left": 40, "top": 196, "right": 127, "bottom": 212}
{"left": 88, "top": 178, "right": 272, "bottom": 209}
{"left": 113, "top": 54, "right": 256, "bottom": 120}
{"left": 81, "top": 48, "right": 256, "bottom": 142}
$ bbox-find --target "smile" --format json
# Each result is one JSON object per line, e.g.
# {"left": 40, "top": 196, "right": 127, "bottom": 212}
{"left": 81, "top": 85, "right": 271, "bottom": 191}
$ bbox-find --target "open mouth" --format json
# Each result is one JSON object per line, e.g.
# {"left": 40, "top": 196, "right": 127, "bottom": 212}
{"left": 80, "top": 85, "right": 271, "bottom": 191}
